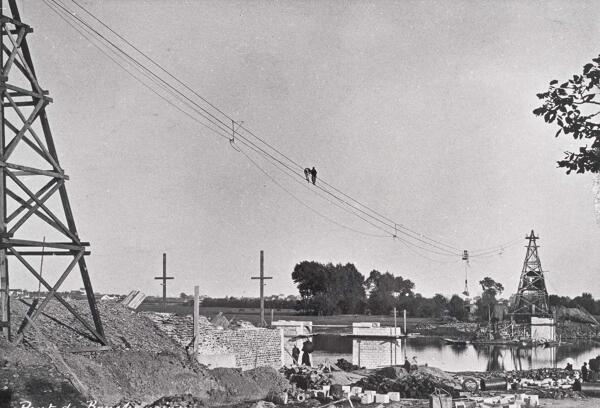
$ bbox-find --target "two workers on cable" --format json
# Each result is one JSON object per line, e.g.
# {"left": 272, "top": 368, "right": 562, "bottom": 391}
{"left": 304, "top": 167, "right": 317, "bottom": 185}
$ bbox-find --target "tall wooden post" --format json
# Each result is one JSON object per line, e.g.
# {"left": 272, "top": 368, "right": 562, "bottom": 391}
{"left": 193, "top": 285, "right": 199, "bottom": 356}
{"left": 154, "top": 253, "right": 174, "bottom": 312}
{"left": 251, "top": 250, "right": 272, "bottom": 327}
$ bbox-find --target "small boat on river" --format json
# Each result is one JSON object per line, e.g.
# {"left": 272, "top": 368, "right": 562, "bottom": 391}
{"left": 443, "top": 338, "right": 470, "bottom": 346}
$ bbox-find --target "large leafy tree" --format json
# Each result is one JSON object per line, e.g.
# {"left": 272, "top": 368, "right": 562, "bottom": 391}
{"left": 292, "top": 261, "right": 366, "bottom": 315}
{"left": 365, "top": 270, "right": 415, "bottom": 315}
{"left": 448, "top": 295, "right": 466, "bottom": 321}
{"left": 534, "top": 55, "right": 600, "bottom": 174}
{"left": 477, "top": 277, "right": 504, "bottom": 322}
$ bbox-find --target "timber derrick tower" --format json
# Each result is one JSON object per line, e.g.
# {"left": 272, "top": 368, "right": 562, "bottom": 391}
{"left": 511, "top": 230, "right": 550, "bottom": 321}
{"left": 0, "top": 0, "right": 106, "bottom": 344}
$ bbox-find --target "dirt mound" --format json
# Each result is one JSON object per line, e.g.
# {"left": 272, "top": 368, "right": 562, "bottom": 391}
{"left": 10, "top": 298, "right": 183, "bottom": 353}
{"left": 209, "top": 367, "right": 288, "bottom": 403}
{"left": 3, "top": 299, "right": 288, "bottom": 406}
{"left": 0, "top": 339, "right": 86, "bottom": 407}
{"left": 61, "top": 351, "right": 215, "bottom": 405}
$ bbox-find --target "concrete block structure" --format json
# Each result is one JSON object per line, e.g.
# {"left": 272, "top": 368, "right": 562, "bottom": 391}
{"left": 351, "top": 322, "right": 403, "bottom": 369}
{"left": 530, "top": 317, "right": 555, "bottom": 341}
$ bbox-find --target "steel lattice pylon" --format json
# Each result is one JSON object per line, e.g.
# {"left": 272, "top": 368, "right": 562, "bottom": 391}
{"left": 511, "top": 230, "right": 550, "bottom": 319}
{"left": 0, "top": 0, "right": 106, "bottom": 344}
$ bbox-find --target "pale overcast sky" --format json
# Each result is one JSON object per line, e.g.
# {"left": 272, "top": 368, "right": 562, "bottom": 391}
{"left": 10, "top": 0, "right": 600, "bottom": 299}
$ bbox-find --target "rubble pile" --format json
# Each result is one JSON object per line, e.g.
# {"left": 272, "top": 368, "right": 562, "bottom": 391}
{"left": 10, "top": 299, "right": 183, "bottom": 353}
{"left": 3, "top": 299, "right": 290, "bottom": 406}
{"left": 352, "top": 370, "right": 462, "bottom": 399}
{"left": 281, "top": 365, "right": 333, "bottom": 390}
{"left": 336, "top": 358, "right": 360, "bottom": 372}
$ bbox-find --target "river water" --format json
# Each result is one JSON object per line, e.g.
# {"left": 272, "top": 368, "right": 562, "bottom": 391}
{"left": 312, "top": 334, "right": 600, "bottom": 372}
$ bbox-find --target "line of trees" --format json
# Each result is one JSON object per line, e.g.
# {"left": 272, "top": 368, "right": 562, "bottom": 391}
{"left": 291, "top": 260, "right": 477, "bottom": 318}
{"left": 200, "top": 295, "right": 298, "bottom": 309}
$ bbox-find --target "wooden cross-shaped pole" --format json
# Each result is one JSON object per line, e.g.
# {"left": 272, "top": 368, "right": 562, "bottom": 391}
{"left": 154, "top": 253, "right": 174, "bottom": 312}
{"left": 251, "top": 250, "right": 272, "bottom": 327}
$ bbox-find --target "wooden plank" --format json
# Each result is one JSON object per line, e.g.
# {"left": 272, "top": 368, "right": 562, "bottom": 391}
{"left": 4, "top": 95, "right": 56, "bottom": 170}
{"left": 0, "top": 15, "right": 31, "bottom": 30}
{"left": 3, "top": 95, "right": 46, "bottom": 160}
{"left": 6, "top": 172, "right": 79, "bottom": 242}
{"left": 63, "top": 346, "right": 111, "bottom": 353}
{"left": 3, "top": 21, "right": 41, "bottom": 94}
{"left": 2, "top": 26, "right": 26, "bottom": 76}
{"left": 194, "top": 286, "right": 199, "bottom": 355}
{"left": 6, "top": 183, "right": 63, "bottom": 232}
{"left": 0, "top": 161, "right": 68, "bottom": 179}
{"left": 7, "top": 239, "right": 89, "bottom": 249}
{"left": 4, "top": 83, "right": 48, "bottom": 101}
{"left": 7, "top": 178, "right": 64, "bottom": 236}
{"left": 6, "top": 251, "right": 90, "bottom": 256}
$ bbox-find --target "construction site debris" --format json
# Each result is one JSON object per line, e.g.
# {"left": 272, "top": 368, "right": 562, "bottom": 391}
{"left": 121, "top": 290, "right": 147, "bottom": 310}
{"left": 3, "top": 299, "right": 290, "bottom": 406}
{"left": 351, "top": 369, "right": 462, "bottom": 399}
{"left": 282, "top": 364, "right": 333, "bottom": 390}
{"left": 336, "top": 358, "right": 360, "bottom": 372}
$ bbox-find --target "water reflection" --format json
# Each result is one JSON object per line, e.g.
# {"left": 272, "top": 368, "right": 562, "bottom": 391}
{"left": 313, "top": 334, "right": 600, "bottom": 372}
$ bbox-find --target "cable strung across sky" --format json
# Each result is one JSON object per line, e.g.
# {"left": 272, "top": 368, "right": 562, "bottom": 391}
{"left": 42, "top": 0, "right": 517, "bottom": 263}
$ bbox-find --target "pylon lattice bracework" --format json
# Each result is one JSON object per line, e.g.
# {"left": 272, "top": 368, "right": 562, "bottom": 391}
{"left": 0, "top": 0, "right": 106, "bottom": 344}
{"left": 511, "top": 230, "right": 550, "bottom": 319}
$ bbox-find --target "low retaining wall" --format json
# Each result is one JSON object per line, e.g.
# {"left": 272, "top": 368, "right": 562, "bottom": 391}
{"left": 145, "top": 312, "right": 284, "bottom": 370}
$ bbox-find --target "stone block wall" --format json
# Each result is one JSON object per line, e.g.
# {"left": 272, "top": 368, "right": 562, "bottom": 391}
{"left": 352, "top": 339, "right": 401, "bottom": 369}
{"left": 144, "top": 312, "right": 283, "bottom": 370}
{"left": 350, "top": 322, "right": 402, "bottom": 369}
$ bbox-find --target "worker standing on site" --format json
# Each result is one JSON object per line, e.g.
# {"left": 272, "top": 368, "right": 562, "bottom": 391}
{"left": 410, "top": 356, "right": 418, "bottom": 371}
{"left": 403, "top": 357, "right": 411, "bottom": 372}
{"left": 310, "top": 167, "right": 317, "bottom": 185}
{"left": 304, "top": 168, "right": 311, "bottom": 183}
{"left": 582, "top": 362, "right": 589, "bottom": 382}
{"left": 301, "top": 339, "right": 313, "bottom": 366}
{"left": 292, "top": 344, "right": 300, "bottom": 365}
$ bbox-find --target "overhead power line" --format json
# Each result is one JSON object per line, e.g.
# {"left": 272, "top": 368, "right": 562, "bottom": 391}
{"left": 41, "top": 0, "right": 516, "bottom": 261}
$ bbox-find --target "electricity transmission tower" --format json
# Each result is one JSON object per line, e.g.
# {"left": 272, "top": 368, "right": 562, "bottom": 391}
{"left": 0, "top": 0, "right": 106, "bottom": 344}
{"left": 511, "top": 230, "right": 550, "bottom": 320}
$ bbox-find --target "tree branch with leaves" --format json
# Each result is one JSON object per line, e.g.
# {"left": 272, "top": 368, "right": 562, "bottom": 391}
{"left": 534, "top": 55, "right": 600, "bottom": 174}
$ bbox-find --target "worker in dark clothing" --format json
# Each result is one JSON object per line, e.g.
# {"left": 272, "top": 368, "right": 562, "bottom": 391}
{"left": 310, "top": 167, "right": 317, "bottom": 185}
{"left": 566, "top": 362, "right": 574, "bottom": 372}
{"left": 291, "top": 344, "right": 300, "bottom": 365}
{"left": 301, "top": 339, "right": 313, "bottom": 366}
{"left": 403, "top": 357, "right": 411, "bottom": 372}
{"left": 582, "top": 362, "right": 589, "bottom": 382}
{"left": 573, "top": 377, "right": 582, "bottom": 391}
{"left": 304, "top": 168, "right": 311, "bottom": 183}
